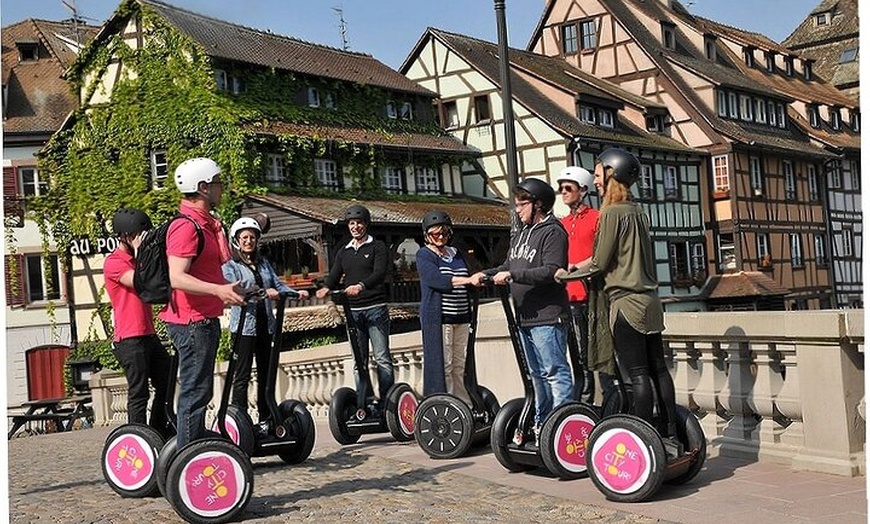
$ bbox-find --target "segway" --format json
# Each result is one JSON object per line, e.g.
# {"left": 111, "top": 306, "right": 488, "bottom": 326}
{"left": 413, "top": 286, "right": 501, "bottom": 459}
{"left": 487, "top": 277, "right": 600, "bottom": 480}
{"left": 326, "top": 288, "right": 419, "bottom": 444}
{"left": 206, "top": 290, "right": 316, "bottom": 464}
{"left": 102, "top": 340, "right": 177, "bottom": 498}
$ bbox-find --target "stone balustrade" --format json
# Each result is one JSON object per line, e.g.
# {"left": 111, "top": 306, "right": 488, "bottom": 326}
{"left": 88, "top": 303, "right": 864, "bottom": 477}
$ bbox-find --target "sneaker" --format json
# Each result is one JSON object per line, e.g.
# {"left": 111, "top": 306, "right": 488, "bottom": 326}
{"left": 256, "top": 421, "right": 271, "bottom": 437}
{"left": 533, "top": 425, "right": 541, "bottom": 448}
{"left": 662, "top": 436, "right": 684, "bottom": 460}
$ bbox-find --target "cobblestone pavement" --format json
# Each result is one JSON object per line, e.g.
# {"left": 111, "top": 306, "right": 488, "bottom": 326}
{"left": 8, "top": 425, "right": 666, "bottom": 524}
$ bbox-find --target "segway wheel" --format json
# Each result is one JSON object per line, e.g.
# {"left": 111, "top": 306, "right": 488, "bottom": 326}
{"left": 490, "top": 398, "right": 534, "bottom": 473}
{"left": 156, "top": 435, "right": 179, "bottom": 498}
{"left": 664, "top": 405, "right": 707, "bottom": 485}
{"left": 587, "top": 415, "right": 667, "bottom": 503}
{"left": 210, "top": 405, "right": 255, "bottom": 457}
{"left": 102, "top": 423, "right": 165, "bottom": 498}
{"left": 540, "top": 402, "right": 599, "bottom": 480}
{"left": 277, "top": 399, "right": 316, "bottom": 465}
{"left": 329, "top": 387, "right": 361, "bottom": 445}
{"left": 415, "top": 395, "right": 474, "bottom": 459}
{"left": 385, "top": 383, "right": 418, "bottom": 442}
{"left": 165, "top": 438, "right": 254, "bottom": 524}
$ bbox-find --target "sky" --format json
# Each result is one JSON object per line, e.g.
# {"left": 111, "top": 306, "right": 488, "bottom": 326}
{"left": 1, "top": 0, "right": 826, "bottom": 69}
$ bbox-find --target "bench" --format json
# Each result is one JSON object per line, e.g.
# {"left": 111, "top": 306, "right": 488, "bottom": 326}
{"left": 7, "top": 395, "right": 93, "bottom": 439}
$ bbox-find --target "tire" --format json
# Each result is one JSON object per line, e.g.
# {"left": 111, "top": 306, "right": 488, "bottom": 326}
{"left": 385, "top": 383, "right": 418, "bottom": 442}
{"left": 277, "top": 400, "right": 316, "bottom": 465}
{"left": 540, "top": 403, "right": 599, "bottom": 480}
{"left": 165, "top": 439, "right": 254, "bottom": 524}
{"left": 415, "top": 395, "right": 474, "bottom": 459}
{"left": 600, "top": 384, "right": 632, "bottom": 418}
{"left": 102, "top": 424, "right": 165, "bottom": 498}
{"left": 156, "top": 435, "right": 179, "bottom": 498}
{"left": 329, "top": 387, "right": 361, "bottom": 445}
{"left": 490, "top": 398, "right": 534, "bottom": 473}
{"left": 587, "top": 415, "right": 667, "bottom": 503}
{"left": 478, "top": 386, "right": 500, "bottom": 420}
{"left": 210, "top": 405, "right": 255, "bottom": 457}
{"left": 665, "top": 405, "right": 707, "bottom": 485}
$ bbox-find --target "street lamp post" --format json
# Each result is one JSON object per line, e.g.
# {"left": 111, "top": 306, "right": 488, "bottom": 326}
{"left": 494, "top": 0, "right": 519, "bottom": 210}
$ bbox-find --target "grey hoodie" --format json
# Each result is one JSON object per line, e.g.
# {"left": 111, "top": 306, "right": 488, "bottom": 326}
{"left": 488, "top": 213, "right": 570, "bottom": 327}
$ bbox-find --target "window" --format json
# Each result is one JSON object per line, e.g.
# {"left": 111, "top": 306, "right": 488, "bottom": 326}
{"left": 19, "top": 166, "right": 48, "bottom": 197}
{"left": 803, "top": 60, "right": 813, "bottom": 81}
{"left": 381, "top": 166, "right": 404, "bottom": 193}
{"left": 785, "top": 57, "right": 794, "bottom": 77}
{"left": 386, "top": 100, "right": 398, "bottom": 119}
{"left": 580, "top": 19, "right": 597, "bottom": 50}
{"left": 214, "top": 69, "right": 228, "bottom": 91}
{"left": 743, "top": 47, "right": 755, "bottom": 67}
{"left": 314, "top": 158, "right": 339, "bottom": 189}
{"left": 691, "top": 243, "right": 706, "bottom": 278}
{"left": 808, "top": 164, "right": 819, "bottom": 200}
{"left": 150, "top": 150, "right": 168, "bottom": 190}
{"left": 767, "top": 101, "right": 777, "bottom": 127}
{"left": 777, "top": 103, "right": 786, "bottom": 128}
{"left": 842, "top": 228, "right": 854, "bottom": 257}
{"left": 704, "top": 35, "right": 717, "bottom": 60}
{"left": 25, "top": 254, "right": 60, "bottom": 302}
{"left": 265, "top": 154, "right": 285, "bottom": 185}
{"left": 728, "top": 93, "right": 739, "bottom": 118}
{"left": 646, "top": 114, "right": 665, "bottom": 132}
{"left": 598, "top": 109, "right": 614, "bottom": 128}
{"left": 639, "top": 164, "right": 655, "bottom": 200}
{"left": 662, "top": 23, "right": 676, "bottom": 50}
{"left": 324, "top": 92, "right": 336, "bottom": 109}
{"left": 442, "top": 101, "right": 459, "bottom": 128}
{"left": 718, "top": 233, "right": 736, "bottom": 270}
{"left": 561, "top": 23, "right": 578, "bottom": 54}
{"left": 414, "top": 166, "right": 441, "bottom": 194}
{"left": 840, "top": 47, "right": 858, "bottom": 63}
{"left": 579, "top": 105, "right": 596, "bottom": 124}
{"left": 473, "top": 95, "right": 491, "bottom": 123}
{"left": 765, "top": 51, "right": 776, "bottom": 73}
{"left": 754, "top": 98, "right": 767, "bottom": 124}
{"left": 668, "top": 242, "right": 690, "bottom": 286}
{"left": 790, "top": 233, "right": 804, "bottom": 267}
{"left": 831, "top": 162, "right": 842, "bottom": 188}
{"left": 750, "top": 156, "right": 764, "bottom": 195}
{"left": 830, "top": 107, "right": 841, "bottom": 130}
{"left": 400, "top": 102, "right": 414, "bottom": 120}
{"left": 815, "top": 12, "right": 829, "bottom": 25}
{"left": 739, "top": 95, "right": 753, "bottom": 121}
{"left": 717, "top": 91, "right": 728, "bottom": 116}
{"left": 808, "top": 105, "right": 820, "bottom": 127}
{"left": 784, "top": 160, "right": 796, "bottom": 199}
{"left": 850, "top": 111, "right": 860, "bottom": 132}
{"left": 815, "top": 234, "right": 827, "bottom": 266}
{"left": 757, "top": 233, "right": 771, "bottom": 267}
{"left": 17, "top": 42, "right": 38, "bottom": 62}
{"left": 663, "top": 165, "right": 679, "bottom": 199}
{"left": 713, "top": 155, "right": 729, "bottom": 193}
{"left": 230, "top": 76, "right": 242, "bottom": 95}
{"left": 849, "top": 160, "right": 860, "bottom": 190}
{"left": 307, "top": 87, "right": 320, "bottom": 107}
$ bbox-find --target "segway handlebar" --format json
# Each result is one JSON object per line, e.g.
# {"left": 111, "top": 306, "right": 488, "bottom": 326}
{"left": 555, "top": 267, "right": 599, "bottom": 283}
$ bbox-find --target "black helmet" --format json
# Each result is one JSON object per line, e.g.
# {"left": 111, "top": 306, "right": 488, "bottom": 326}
{"left": 597, "top": 148, "right": 641, "bottom": 187}
{"left": 343, "top": 204, "right": 371, "bottom": 225}
{"left": 112, "top": 208, "right": 152, "bottom": 235}
{"left": 422, "top": 210, "right": 452, "bottom": 233}
{"left": 516, "top": 177, "right": 556, "bottom": 213}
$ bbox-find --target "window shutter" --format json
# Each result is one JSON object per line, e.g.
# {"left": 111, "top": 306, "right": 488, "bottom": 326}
{"left": 5, "top": 254, "right": 26, "bottom": 307}
{"left": 3, "top": 166, "right": 23, "bottom": 226}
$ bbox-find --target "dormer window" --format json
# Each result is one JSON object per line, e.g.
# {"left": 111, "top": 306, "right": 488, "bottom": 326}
{"left": 386, "top": 100, "right": 398, "bottom": 119}
{"left": 830, "top": 107, "right": 841, "bottom": 130}
{"left": 785, "top": 56, "right": 795, "bottom": 76}
{"left": 16, "top": 42, "right": 38, "bottom": 62}
{"left": 717, "top": 91, "right": 727, "bottom": 117}
{"left": 754, "top": 98, "right": 767, "bottom": 124}
{"left": 739, "top": 94, "right": 753, "bottom": 121}
{"left": 704, "top": 35, "right": 717, "bottom": 61}
{"left": 646, "top": 114, "right": 667, "bottom": 132}
{"left": 850, "top": 110, "right": 860, "bottom": 132}
{"left": 765, "top": 51, "right": 776, "bottom": 73}
{"left": 803, "top": 60, "right": 814, "bottom": 81}
{"left": 598, "top": 109, "right": 614, "bottom": 128}
{"left": 743, "top": 46, "right": 755, "bottom": 67}
{"left": 839, "top": 47, "right": 858, "bottom": 63}
{"left": 579, "top": 105, "right": 596, "bottom": 124}
{"left": 661, "top": 23, "right": 676, "bottom": 50}
{"left": 815, "top": 12, "right": 829, "bottom": 26}
{"left": 808, "top": 105, "right": 820, "bottom": 128}
{"left": 777, "top": 103, "right": 786, "bottom": 128}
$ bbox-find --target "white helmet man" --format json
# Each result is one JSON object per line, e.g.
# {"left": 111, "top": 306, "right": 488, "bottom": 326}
{"left": 174, "top": 157, "right": 223, "bottom": 209}
{"left": 556, "top": 166, "right": 594, "bottom": 214}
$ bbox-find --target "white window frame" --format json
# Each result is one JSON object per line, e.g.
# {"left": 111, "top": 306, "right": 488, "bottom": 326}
{"left": 718, "top": 234, "right": 736, "bottom": 270}
{"left": 850, "top": 111, "right": 860, "bottom": 132}
{"left": 24, "top": 253, "right": 61, "bottom": 303}
{"left": 804, "top": 60, "right": 813, "bottom": 81}
{"left": 757, "top": 233, "right": 771, "bottom": 265}
{"left": 808, "top": 164, "right": 819, "bottom": 200}
{"left": 443, "top": 101, "right": 459, "bottom": 128}
{"left": 598, "top": 109, "right": 614, "bottom": 128}
{"left": 728, "top": 92, "right": 739, "bottom": 118}
{"left": 19, "top": 166, "right": 48, "bottom": 197}
{"left": 831, "top": 162, "right": 843, "bottom": 189}
{"left": 265, "top": 153, "right": 286, "bottom": 185}
{"left": 843, "top": 228, "right": 854, "bottom": 257}
{"left": 777, "top": 103, "right": 786, "bottom": 128}
{"left": 400, "top": 102, "right": 414, "bottom": 120}
{"left": 784, "top": 160, "right": 796, "bottom": 199}
{"left": 790, "top": 233, "right": 804, "bottom": 267}
{"left": 414, "top": 166, "right": 441, "bottom": 195}
{"left": 705, "top": 36, "right": 717, "bottom": 61}
{"left": 830, "top": 107, "right": 841, "bottom": 130}
{"left": 314, "top": 158, "right": 339, "bottom": 188}
{"left": 809, "top": 106, "right": 820, "bottom": 127}
{"left": 739, "top": 95, "right": 753, "bottom": 121}
{"left": 754, "top": 98, "right": 767, "bottom": 124}
{"left": 639, "top": 164, "right": 654, "bottom": 199}
{"left": 386, "top": 100, "right": 398, "bottom": 119}
{"left": 150, "top": 150, "right": 168, "bottom": 190}
{"left": 785, "top": 57, "right": 794, "bottom": 77}
{"left": 713, "top": 155, "right": 730, "bottom": 193}
{"left": 307, "top": 87, "right": 321, "bottom": 108}
{"left": 580, "top": 106, "right": 596, "bottom": 124}
{"left": 691, "top": 243, "right": 706, "bottom": 276}
{"left": 744, "top": 47, "right": 755, "bottom": 67}
{"left": 767, "top": 101, "right": 777, "bottom": 127}
{"left": 815, "top": 234, "right": 827, "bottom": 265}
{"left": 662, "top": 24, "right": 675, "bottom": 50}
{"left": 717, "top": 90, "right": 728, "bottom": 116}
{"left": 750, "top": 156, "right": 763, "bottom": 195}
{"left": 663, "top": 165, "right": 679, "bottom": 199}
{"left": 214, "top": 69, "right": 228, "bottom": 91}
{"left": 765, "top": 52, "right": 776, "bottom": 73}
{"left": 381, "top": 166, "right": 404, "bottom": 193}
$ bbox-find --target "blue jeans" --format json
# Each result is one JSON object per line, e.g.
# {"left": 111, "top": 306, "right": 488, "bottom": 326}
{"left": 166, "top": 318, "right": 220, "bottom": 448}
{"left": 350, "top": 305, "right": 394, "bottom": 401}
{"left": 519, "top": 323, "right": 574, "bottom": 426}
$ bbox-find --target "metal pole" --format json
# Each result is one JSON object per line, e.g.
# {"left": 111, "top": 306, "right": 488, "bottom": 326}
{"left": 494, "top": 0, "right": 519, "bottom": 207}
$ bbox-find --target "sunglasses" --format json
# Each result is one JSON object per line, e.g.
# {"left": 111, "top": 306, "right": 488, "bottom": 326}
{"left": 428, "top": 230, "right": 449, "bottom": 238}
{"left": 559, "top": 185, "right": 576, "bottom": 193}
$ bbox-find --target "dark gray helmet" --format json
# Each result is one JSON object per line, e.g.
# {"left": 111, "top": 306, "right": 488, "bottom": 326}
{"left": 516, "top": 177, "right": 556, "bottom": 213}
{"left": 344, "top": 204, "right": 371, "bottom": 225}
{"left": 422, "top": 210, "right": 452, "bottom": 233}
{"left": 112, "top": 208, "right": 152, "bottom": 235}
{"left": 597, "top": 148, "right": 641, "bottom": 187}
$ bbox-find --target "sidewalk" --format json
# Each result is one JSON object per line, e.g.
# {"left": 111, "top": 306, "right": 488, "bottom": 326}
{"left": 7, "top": 422, "right": 867, "bottom": 523}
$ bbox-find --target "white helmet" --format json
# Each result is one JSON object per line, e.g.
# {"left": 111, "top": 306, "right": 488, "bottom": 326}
{"left": 229, "top": 217, "right": 261, "bottom": 248}
{"left": 174, "top": 157, "right": 222, "bottom": 193}
{"left": 557, "top": 166, "right": 595, "bottom": 193}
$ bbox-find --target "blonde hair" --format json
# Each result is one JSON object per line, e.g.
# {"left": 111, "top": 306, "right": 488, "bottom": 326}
{"left": 601, "top": 167, "right": 632, "bottom": 208}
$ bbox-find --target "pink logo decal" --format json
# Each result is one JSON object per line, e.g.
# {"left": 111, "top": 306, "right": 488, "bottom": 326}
{"left": 592, "top": 429, "right": 650, "bottom": 493}
{"left": 180, "top": 453, "right": 243, "bottom": 515}
{"left": 555, "top": 416, "right": 594, "bottom": 472}
{"left": 398, "top": 392, "right": 418, "bottom": 435}
{"left": 212, "top": 417, "right": 240, "bottom": 445}
{"left": 106, "top": 434, "right": 155, "bottom": 490}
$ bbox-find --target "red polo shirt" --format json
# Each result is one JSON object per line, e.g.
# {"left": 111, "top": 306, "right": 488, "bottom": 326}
{"left": 157, "top": 201, "right": 226, "bottom": 323}
{"left": 104, "top": 247, "right": 156, "bottom": 342}
{"left": 560, "top": 206, "right": 599, "bottom": 302}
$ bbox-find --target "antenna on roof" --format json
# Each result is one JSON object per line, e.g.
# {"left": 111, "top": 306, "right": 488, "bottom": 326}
{"left": 332, "top": 6, "right": 349, "bottom": 51}
{"left": 61, "top": 0, "right": 98, "bottom": 47}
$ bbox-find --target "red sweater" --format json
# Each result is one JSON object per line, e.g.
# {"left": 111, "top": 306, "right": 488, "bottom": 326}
{"left": 560, "top": 206, "right": 599, "bottom": 302}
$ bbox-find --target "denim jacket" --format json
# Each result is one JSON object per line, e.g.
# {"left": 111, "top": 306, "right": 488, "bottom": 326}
{"left": 222, "top": 257, "right": 293, "bottom": 336}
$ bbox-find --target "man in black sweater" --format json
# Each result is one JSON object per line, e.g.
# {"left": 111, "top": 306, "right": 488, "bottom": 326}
{"left": 317, "top": 205, "right": 394, "bottom": 416}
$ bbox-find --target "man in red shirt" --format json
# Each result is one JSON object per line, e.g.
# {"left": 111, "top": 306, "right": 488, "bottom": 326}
{"left": 557, "top": 166, "right": 599, "bottom": 404}
{"left": 160, "top": 157, "right": 245, "bottom": 448}
{"left": 104, "top": 208, "right": 171, "bottom": 436}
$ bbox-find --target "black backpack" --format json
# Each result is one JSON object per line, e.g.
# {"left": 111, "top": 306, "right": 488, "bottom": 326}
{"left": 133, "top": 214, "right": 205, "bottom": 304}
